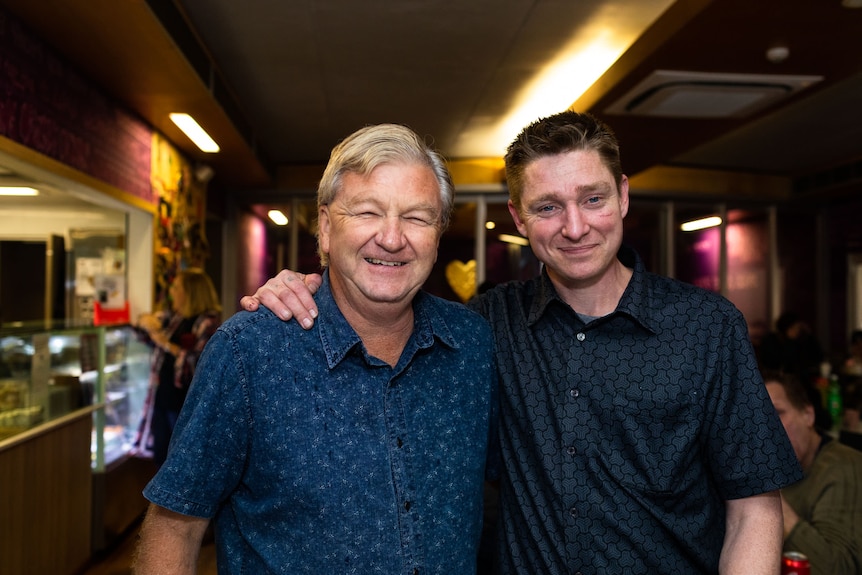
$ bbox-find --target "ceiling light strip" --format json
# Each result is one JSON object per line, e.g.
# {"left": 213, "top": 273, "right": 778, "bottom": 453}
{"left": 169, "top": 113, "right": 220, "bottom": 153}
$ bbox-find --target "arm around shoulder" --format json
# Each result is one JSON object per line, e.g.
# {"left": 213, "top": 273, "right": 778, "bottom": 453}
{"left": 239, "top": 269, "right": 323, "bottom": 328}
{"left": 133, "top": 503, "right": 210, "bottom": 575}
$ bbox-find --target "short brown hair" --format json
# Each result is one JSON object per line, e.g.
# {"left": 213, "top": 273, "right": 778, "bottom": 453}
{"left": 504, "top": 111, "right": 623, "bottom": 213}
{"left": 762, "top": 370, "right": 811, "bottom": 411}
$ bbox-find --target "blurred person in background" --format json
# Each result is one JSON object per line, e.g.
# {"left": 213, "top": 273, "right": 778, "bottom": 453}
{"left": 136, "top": 267, "right": 222, "bottom": 466}
{"left": 764, "top": 370, "right": 862, "bottom": 575}
{"left": 760, "top": 311, "right": 824, "bottom": 382}
{"left": 760, "top": 311, "right": 831, "bottom": 428}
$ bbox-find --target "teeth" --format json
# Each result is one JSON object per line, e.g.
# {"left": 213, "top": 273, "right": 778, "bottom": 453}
{"left": 366, "top": 258, "right": 404, "bottom": 267}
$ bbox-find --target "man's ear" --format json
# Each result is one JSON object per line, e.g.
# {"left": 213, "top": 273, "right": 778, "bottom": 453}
{"left": 508, "top": 200, "right": 528, "bottom": 238}
{"left": 803, "top": 404, "right": 816, "bottom": 427}
{"left": 618, "top": 175, "right": 630, "bottom": 219}
{"left": 318, "top": 205, "right": 331, "bottom": 255}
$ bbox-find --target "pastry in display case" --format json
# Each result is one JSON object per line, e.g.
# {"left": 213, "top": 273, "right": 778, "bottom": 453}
{"left": 0, "top": 379, "right": 43, "bottom": 438}
{"left": 0, "top": 335, "right": 45, "bottom": 439}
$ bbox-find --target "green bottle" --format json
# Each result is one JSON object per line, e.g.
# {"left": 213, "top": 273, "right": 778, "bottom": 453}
{"left": 827, "top": 375, "right": 843, "bottom": 430}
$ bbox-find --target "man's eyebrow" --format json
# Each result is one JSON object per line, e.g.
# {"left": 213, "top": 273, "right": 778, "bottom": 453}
{"left": 404, "top": 202, "right": 441, "bottom": 214}
{"left": 526, "top": 182, "right": 613, "bottom": 204}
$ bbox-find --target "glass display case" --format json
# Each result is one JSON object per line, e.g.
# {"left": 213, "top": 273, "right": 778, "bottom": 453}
{"left": 0, "top": 322, "right": 151, "bottom": 467}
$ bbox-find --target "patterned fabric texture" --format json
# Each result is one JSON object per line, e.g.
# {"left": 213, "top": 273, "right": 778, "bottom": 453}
{"left": 470, "top": 246, "right": 802, "bottom": 575}
{"left": 144, "top": 273, "right": 498, "bottom": 574}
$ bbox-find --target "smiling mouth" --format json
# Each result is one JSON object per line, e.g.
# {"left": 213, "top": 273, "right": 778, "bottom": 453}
{"left": 365, "top": 258, "right": 405, "bottom": 267}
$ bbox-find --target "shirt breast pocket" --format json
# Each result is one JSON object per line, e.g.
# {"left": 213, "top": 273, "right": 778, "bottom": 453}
{"left": 597, "top": 390, "right": 701, "bottom": 497}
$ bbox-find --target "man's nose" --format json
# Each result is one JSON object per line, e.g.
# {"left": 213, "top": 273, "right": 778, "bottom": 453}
{"left": 561, "top": 206, "right": 589, "bottom": 239}
{"left": 377, "top": 216, "right": 407, "bottom": 250}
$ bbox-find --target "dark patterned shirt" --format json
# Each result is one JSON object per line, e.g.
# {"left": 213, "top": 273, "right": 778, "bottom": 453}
{"left": 470, "top": 246, "right": 802, "bottom": 575}
{"left": 144, "top": 273, "right": 498, "bottom": 574}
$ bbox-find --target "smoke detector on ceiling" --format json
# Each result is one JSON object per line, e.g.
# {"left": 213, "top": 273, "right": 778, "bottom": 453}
{"left": 605, "top": 70, "right": 823, "bottom": 118}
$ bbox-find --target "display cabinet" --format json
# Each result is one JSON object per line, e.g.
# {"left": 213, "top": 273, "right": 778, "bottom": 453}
{"left": 0, "top": 321, "right": 155, "bottom": 569}
{"left": 0, "top": 322, "right": 151, "bottom": 462}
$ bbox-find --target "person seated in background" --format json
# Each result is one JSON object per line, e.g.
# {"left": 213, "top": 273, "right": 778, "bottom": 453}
{"left": 760, "top": 311, "right": 831, "bottom": 429}
{"left": 764, "top": 370, "right": 862, "bottom": 575}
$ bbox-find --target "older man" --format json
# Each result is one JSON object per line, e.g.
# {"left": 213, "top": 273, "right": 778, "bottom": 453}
{"left": 134, "top": 124, "right": 497, "bottom": 574}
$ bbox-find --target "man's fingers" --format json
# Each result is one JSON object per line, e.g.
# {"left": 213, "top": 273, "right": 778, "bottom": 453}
{"left": 240, "top": 295, "right": 260, "bottom": 311}
{"left": 239, "top": 270, "right": 321, "bottom": 330}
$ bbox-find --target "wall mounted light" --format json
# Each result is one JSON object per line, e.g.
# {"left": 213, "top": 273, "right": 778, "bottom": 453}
{"left": 485, "top": 221, "right": 496, "bottom": 230}
{"left": 169, "top": 113, "right": 220, "bottom": 153}
{"left": 268, "top": 209, "right": 288, "bottom": 226}
{"left": 0, "top": 186, "right": 38, "bottom": 196}
{"left": 680, "top": 216, "right": 722, "bottom": 231}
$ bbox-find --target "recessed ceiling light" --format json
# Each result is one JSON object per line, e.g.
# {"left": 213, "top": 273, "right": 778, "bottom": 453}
{"left": 169, "top": 113, "right": 220, "bottom": 153}
{"left": 268, "top": 209, "right": 288, "bottom": 226}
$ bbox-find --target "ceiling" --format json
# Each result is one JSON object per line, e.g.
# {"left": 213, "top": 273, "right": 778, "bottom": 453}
{"left": 1, "top": 0, "right": 861, "bottom": 217}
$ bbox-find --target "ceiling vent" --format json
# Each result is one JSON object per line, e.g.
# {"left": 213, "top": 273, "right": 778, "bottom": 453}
{"left": 605, "top": 70, "right": 823, "bottom": 118}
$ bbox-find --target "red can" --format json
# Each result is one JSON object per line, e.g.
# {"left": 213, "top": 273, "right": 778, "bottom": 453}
{"left": 781, "top": 551, "right": 810, "bottom": 575}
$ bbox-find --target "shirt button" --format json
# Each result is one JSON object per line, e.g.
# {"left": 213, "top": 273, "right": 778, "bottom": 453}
{"left": 576, "top": 332, "right": 586, "bottom": 341}
{"left": 396, "top": 437, "right": 403, "bottom": 448}
{"left": 569, "top": 388, "right": 579, "bottom": 398}
{"left": 404, "top": 501, "right": 412, "bottom": 511}
{"left": 566, "top": 445, "right": 576, "bottom": 456}
{"left": 569, "top": 507, "right": 578, "bottom": 518}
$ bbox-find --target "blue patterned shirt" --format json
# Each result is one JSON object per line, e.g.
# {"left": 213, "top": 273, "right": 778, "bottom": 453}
{"left": 144, "top": 273, "right": 498, "bottom": 574}
{"left": 470, "top": 246, "right": 802, "bottom": 575}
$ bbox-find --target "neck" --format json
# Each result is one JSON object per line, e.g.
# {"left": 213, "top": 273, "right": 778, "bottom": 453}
{"left": 552, "top": 260, "right": 633, "bottom": 317}
{"left": 333, "top": 291, "right": 415, "bottom": 368}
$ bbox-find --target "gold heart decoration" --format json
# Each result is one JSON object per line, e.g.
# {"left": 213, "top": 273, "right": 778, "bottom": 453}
{"left": 445, "top": 259, "right": 477, "bottom": 303}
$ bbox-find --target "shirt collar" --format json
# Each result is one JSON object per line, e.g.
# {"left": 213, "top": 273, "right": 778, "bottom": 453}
{"left": 316, "top": 269, "right": 458, "bottom": 369}
{"left": 527, "top": 245, "right": 659, "bottom": 334}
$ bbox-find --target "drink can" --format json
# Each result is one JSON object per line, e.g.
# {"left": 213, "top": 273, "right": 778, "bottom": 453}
{"left": 781, "top": 551, "right": 810, "bottom": 575}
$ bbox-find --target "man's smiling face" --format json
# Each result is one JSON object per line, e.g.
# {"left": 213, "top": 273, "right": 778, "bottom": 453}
{"left": 319, "top": 161, "right": 443, "bottom": 310}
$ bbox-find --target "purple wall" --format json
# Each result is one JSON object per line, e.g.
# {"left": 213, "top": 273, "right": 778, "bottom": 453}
{"left": 0, "top": 10, "right": 154, "bottom": 204}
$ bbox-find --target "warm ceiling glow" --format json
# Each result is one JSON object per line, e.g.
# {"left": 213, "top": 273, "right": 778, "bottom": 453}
{"left": 169, "top": 113, "right": 220, "bottom": 153}
{"left": 452, "top": 1, "right": 675, "bottom": 157}
{"left": 268, "top": 209, "right": 288, "bottom": 226}
{"left": 680, "top": 216, "right": 722, "bottom": 232}
{"left": 494, "top": 32, "right": 623, "bottom": 153}
{"left": 0, "top": 186, "right": 38, "bottom": 196}
{"left": 498, "top": 233, "right": 529, "bottom": 246}
{"left": 485, "top": 221, "right": 496, "bottom": 230}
